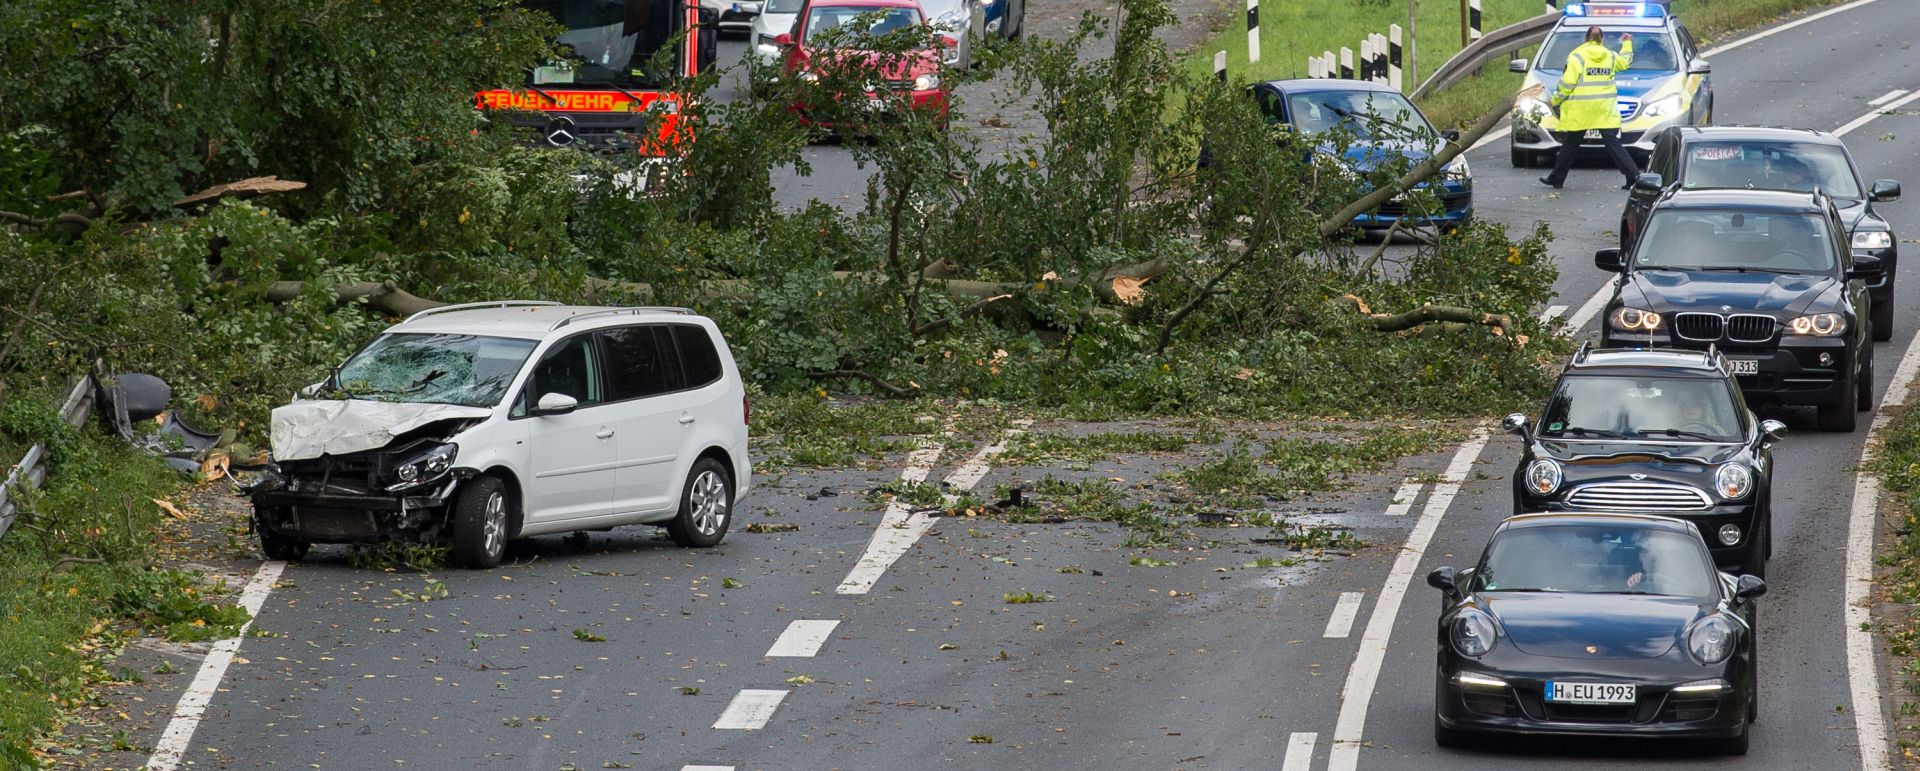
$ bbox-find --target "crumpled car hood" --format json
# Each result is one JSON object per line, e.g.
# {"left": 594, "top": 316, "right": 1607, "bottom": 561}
{"left": 271, "top": 400, "right": 491, "bottom": 461}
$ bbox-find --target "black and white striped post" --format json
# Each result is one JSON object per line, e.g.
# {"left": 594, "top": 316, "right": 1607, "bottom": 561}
{"left": 1340, "top": 46, "right": 1354, "bottom": 79}
{"left": 1246, "top": 0, "right": 1261, "bottom": 64}
{"left": 1359, "top": 38, "right": 1373, "bottom": 81}
{"left": 1544, "top": 0, "right": 1557, "bottom": 15}
{"left": 1469, "top": 0, "right": 1483, "bottom": 42}
{"left": 1373, "top": 33, "right": 1389, "bottom": 84}
{"left": 1388, "top": 24, "right": 1404, "bottom": 91}
{"left": 1215, "top": 50, "right": 1228, "bottom": 82}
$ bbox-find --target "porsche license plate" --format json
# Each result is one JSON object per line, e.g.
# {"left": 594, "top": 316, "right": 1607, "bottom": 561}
{"left": 1546, "top": 681, "right": 1635, "bottom": 704}
{"left": 1583, "top": 129, "right": 1602, "bottom": 140}
{"left": 1729, "top": 359, "right": 1759, "bottom": 375}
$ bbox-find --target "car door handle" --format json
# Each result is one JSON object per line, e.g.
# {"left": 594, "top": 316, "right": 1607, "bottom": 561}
{"left": 678, "top": 414, "right": 696, "bottom": 425}
{"left": 596, "top": 428, "right": 615, "bottom": 439}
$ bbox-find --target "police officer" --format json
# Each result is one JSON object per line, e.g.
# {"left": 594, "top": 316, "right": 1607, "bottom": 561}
{"left": 1541, "top": 26, "right": 1641, "bottom": 190}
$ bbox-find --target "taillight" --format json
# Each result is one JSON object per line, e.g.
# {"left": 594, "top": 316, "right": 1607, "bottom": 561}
{"left": 743, "top": 394, "right": 751, "bottom": 426}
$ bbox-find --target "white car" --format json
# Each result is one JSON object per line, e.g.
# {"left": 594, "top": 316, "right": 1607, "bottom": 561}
{"left": 250, "top": 302, "right": 752, "bottom": 568}
{"left": 702, "top": 0, "right": 764, "bottom": 33}
{"left": 917, "top": 0, "right": 986, "bottom": 70}
{"left": 751, "top": 0, "right": 804, "bottom": 69}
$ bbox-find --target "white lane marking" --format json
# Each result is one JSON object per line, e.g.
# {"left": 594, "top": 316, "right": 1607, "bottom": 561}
{"left": 1323, "top": 592, "right": 1367, "bottom": 639}
{"left": 1282, "top": 731, "right": 1318, "bottom": 771}
{"left": 1869, "top": 89, "right": 1908, "bottom": 107}
{"left": 1540, "top": 304, "right": 1568, "bottom": 322}
{"left": 1844, "top": 331, "right": 1920, "bottom": 770}
{"left": 1701, "top": 0, "right": 1883, "bottom": 57}
{"left": 835, "top": 424, "right": 1023, "bottom": 595}
{"left": 766, "top": 619, "right": 840, "bottom": 658}
{"left": 1328, "top": 429, "right": 1490, "bottom": 771}
{"left": 1467, "top": 127, "right": 1511, "bottom": 153}
{"left": 681, "top": 767, "right": 735, "bottom": 771}
{"left": 145, "top": 561, "right": 288, "bottom": 771}
{"left": 1384, "top": 481, "right": 1424, "bottom": 517}
{"left": 1836, "top": 90, "right": 1920, "bottom": 138}
{"left": 1563, "top": 278, "right": 1617, "bottom": 334}
{"left": 712, "top": 689, "right": 790, "bottom": 730}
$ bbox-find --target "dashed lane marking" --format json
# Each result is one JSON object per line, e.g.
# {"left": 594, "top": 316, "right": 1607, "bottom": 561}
{"left": 836, "top": 423, "right": 1025, "bottom": 595}
{"left": 1323, "top": 592, "right": 1366, "bottom": 639}
{"left": 1281, "top": 731, "right": 1318, "bottom": 771}
{"left": 766, "top": 619, "right": 840, "bottom": 658}
{"left": 1329, "top": 428, "right": 1491, "bottom": 771}
{"left": 145, "top": 560, "right": 287, "bottom": 771}
{"left": 1869, "top": 89, "right": 1908, "bottom": 107}
{"left": 1836, "top": 89, "right": 1920, "bottom": 137}
{"left": 1562, "top": 277, "right": 1616, "bottom": 336}
{"left": 1701, "top": 0, "right": 1883, "bottom": 57}
{"left": 681, "top": 766, "right": 734, "bottom": 771}
{"left": 1384, "top": 481, "right": 1424, "bottom": 517}
{"left": 713, "top": 689, "right": 790, "bottom": 730}
{"left": 1540, "top": 304, "right": 1568, "bottom": 322}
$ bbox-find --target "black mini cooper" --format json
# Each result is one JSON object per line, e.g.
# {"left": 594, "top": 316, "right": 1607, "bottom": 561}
{"left": 1507, "top": 346, "right": 1785, "bottom": 576}
{"left": 1597, "top": 188, "right": 1882, "bottom": 431}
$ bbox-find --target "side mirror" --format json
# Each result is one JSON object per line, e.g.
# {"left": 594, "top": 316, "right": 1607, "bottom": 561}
{"left": 1427, "top": 566, "right": 1458, "bottom": 594}
{"left": 1508, "top": 58, "right": 1529, "bottom": 73}
{"left": 1849, "top": 253, "right": 1886, "bottom": 280}
{"left": 772, "top": 32, "right": 793, "bottom": 46}
{"left": 1502, "top": 413, "right": 1530, "bottom": 436}
{"left": 1871, "top": 179, "right": 1902, "bottom": 202}
{"left": 1441, "top": 128, "right": 1462, "bottom": 142}
{"left": 297, "top": 380, "right": 327, "bottom": 399}
{"left": 1734, "top": 574, "right": 1767, "bottom": 600}
{"left": 1759, "top": 418, "right": 1787, "bottom": 444}
{"left": 1594, "top": 247, "right": 1625, "bottom": 273}
{"left": 533, "top": 392, "right": 579, "bottom": 416}
{"left": 1687, "top": 59, "right": 1711, "bottom": 75}
{"left": 1632, "top": 172, "right": 1664, "bottom": 194}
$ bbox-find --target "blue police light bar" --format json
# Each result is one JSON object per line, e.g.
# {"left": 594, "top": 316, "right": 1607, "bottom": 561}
{"left": 1564, "top": 3, "right": 1665, "bottom": 17}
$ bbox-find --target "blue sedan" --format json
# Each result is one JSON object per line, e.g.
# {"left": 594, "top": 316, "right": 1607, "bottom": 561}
{"left": 1249, "top": 79, "right": 1473, "bottom": 229}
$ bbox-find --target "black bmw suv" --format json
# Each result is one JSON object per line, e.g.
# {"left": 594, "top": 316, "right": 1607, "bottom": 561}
{"left": 1621, "top": 126, "right": 1901, "bottom": 340}
{"left": 1507, "top": 346, "right": 1786, "bottom": 576}
{"left": 1597, "top": 188, "right": 1882, "bottom": 431}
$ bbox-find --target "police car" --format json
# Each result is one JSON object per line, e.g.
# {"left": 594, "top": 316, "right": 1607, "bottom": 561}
{"left": 1507, "top": 2, "right": 1712, "bottom": 168}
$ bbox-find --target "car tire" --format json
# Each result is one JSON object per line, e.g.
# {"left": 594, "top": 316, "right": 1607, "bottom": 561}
{"left": 1818, "top": 370, "right": 1859, "bottom": 432}
{"left": 450, "top": 476, "right": 510, "bottom": 569}
{"left": 667, "top": 457, "right": 733, "bottom": 548}
{"left": 255, "top": 508, "right": 310, "bottom": 562}
{"left": 1743, "top": 521, "right": 1767, "bottom": 580}
{"left": 1713, "top": 729, "right": 1750, "bottom": 756}
{"left": 1874, "top": 297, "right": 1895, "bottom": 342}
{"left": 1510, "top": 145, "right": 1528, "bottom": 168}
{"left": 1858, "top": 346, "right": 1875, "bottom": 412}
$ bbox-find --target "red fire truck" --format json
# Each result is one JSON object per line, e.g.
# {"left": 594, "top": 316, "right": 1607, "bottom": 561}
{"left": 477, "top": 1, "right": 719, "bottom": 188}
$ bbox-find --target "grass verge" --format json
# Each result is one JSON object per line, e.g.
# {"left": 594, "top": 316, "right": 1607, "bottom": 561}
{"left": 1874, "top": 403, "right": 1920, "bottom": 756}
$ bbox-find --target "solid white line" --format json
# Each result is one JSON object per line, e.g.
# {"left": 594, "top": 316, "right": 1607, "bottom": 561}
{"left": 766, "top": 619, "right": 840, "bottom": 658}
{"left": 1467, "top": 126, "right": 1511, "bottom": 154}
{"left": 1868, "top": 89, "right": 1907, "bottom": 108}
{"left": 1540, "top": 304, "right": 1568, "bottom": 322}
{"left": 1835, "top": 90, "right": 1920, "bottom": 138}
{"left": 1701, "top": 0, "right": 1882, "bottom": 57}
{"left": 1329, "top": 429, "right": 1490, "bottom": 771}
{"left": 145, "top": 561, "right": 287, "bottom": 771}
{"left": 1281, "top": 731, "right": 1318, "bottom": 771}
{"left": 1323, "top": 592, "right": 1367, "bottom": 639}
{"left": 835, "top": 426, "right": 1020, "bottom": 595}
{"left": 712, "top": 689, "right": 790, "bottom": 730}
{"left": 1562, "top": 278, "right": 1616, "bottom": 334}
{"left": 681, "top": 766, "right": 735, "bottom": 771}
{"left": 1384, "top": 480, "right": 1424, "bottom": 517}
{"left": 1843, "top": 331, "right": 1920, "bottom": 770}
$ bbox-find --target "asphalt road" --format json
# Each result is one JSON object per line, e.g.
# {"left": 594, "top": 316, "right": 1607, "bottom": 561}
{"left": 137, "top": 3, "right": 1920, "bottom": 770}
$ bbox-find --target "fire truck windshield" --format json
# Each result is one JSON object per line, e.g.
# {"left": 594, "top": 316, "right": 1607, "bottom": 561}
{"left": 524, "top": 0, "right": 677, "bottom": 87}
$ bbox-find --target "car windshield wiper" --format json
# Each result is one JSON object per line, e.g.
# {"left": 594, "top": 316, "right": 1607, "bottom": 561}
{"left": 1637, "top": 428, "right": 1723, "bottom": 441}
{"left": 1690, "top": 265, "right": 1808, "bottom": 275}
{"left": 1554, "top": 426, "right": 1624, "bottom": 438}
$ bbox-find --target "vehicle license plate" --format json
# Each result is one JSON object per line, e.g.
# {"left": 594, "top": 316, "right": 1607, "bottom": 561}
{"left": 865, "top": 98, "right": 887, "bottom": 112}
{"left": 1583, "top": 129, "right": 1602, "bottom": 140}
{"left": 1729, "top": 359, "right": 1759, "bottom": 375}
{"left": 1546, "top": 681, "right": 1635, "bottom": 704}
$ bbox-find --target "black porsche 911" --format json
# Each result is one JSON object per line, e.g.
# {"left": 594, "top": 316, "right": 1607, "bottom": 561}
{"left": 1430, "top": 513, "right": 1765, "bottom": 754}
{"left": 1508, "top": 345, "right": 1786, "bottom": 576}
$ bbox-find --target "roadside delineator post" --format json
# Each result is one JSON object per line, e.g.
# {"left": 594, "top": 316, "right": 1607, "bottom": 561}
{"left": 1340, "top": 46, "right": 1354, "bottom": 79}
{"left": 1469, "top": 0, "right": 1483, "bottom": 42}
{"left": 1215, "top": 50, "right": 1228, "bottom": 82}
{"left": 1544, "top": 0, "right": 1557, "bottom": 15}
{"left": 1389, "top": 24, "right": 1404, "bottom": 91}
{"left": 1246, "top": 0, "right": 1260, "bottom": 64}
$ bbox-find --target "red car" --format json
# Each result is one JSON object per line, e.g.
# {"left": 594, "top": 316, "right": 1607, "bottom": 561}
{"left": 771, "top": 0, "right": 952, "bottom": 130}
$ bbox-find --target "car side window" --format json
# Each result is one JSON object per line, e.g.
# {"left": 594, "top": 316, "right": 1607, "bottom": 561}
{"left": 600, "top": 325, "right": 686, "bottom": 401}
{"left": 1254, "top": 87, "right": 1284, "bottom": 125}
{"left": 514, "top": 334, "right": 602, "bottom": 416}
{"left": 672, "top": 325, "right": 725, "bottom": 389}
{"left": 1649, "top": 136, "right": 1675, "bottom": 179}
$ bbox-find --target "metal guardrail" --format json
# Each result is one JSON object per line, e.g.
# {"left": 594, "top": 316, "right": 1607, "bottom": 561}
{"left": 1410, "top": 11, "right": 1563, "bottom": 100}
{"left": 0, "top": 372, "right": 98, "bottom": 540}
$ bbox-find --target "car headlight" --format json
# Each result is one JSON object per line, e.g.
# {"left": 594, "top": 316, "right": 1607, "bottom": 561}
{"left": 1444, "top": 154, "right": 1472, "bottom": 182}
{"left": 385, "top": 443, "right": 458, "bottom": 492}
{"left": 1642, "top": 94, "right": 1684, "bottom": 118}
{"left": 1608, "top": 306, "right": 1664, "bottom": 333}
{"left": 1516, "top": 96, "right": 1553, "bottom": 122}
{"left": 798, "top": 71, "right": 820, "bottom": 83}
{"left": 1686, "top": 615, "right": 1739, "bottom": 665}
{"left": 1853, "top": 231, "right": 1894, "bottom": 250}
{"left": 1451, "top": 609, "right": 1499, "bottom": 658}
{"left": 1786, "top": 312, "right": 1846, "bottom": 337}
{"left": 914, "top": 72, "right": 940, "bottom": 91}
{"left": 1715, "top": 462, "right": 1753, "bottom": 500}
{"left": 1525, "top": 459, "right": 1563, "bottom": 496}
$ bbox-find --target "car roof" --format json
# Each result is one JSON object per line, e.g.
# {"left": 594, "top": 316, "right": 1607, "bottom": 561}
{"left": 1654, "top": 187, "right": 1829, "bottom": 213}
{"left": 806, "top": 0, "right": 921, "bottom": 7}
{"left": 1502, "top": 512, "right": 1698, "bottom": 534}
{"left": 1258, "top": 79, "right": 1402, "bottom": 96}
{"left": 387, "top": 303, "right": 703, "bottom": 340}
{"left": 1550, "top": 15, "right": 1671, "bottom": 31}
{"left": 1564, "top": 347, "right": 1727, "bottom": 377}
{"left": 1672, "top": 125, "right": 1841, "bottom": 145}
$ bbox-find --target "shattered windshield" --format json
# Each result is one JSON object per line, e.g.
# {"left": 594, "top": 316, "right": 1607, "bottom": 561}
{"left": 333, "top": 334, "right": 536, "bottom": 407}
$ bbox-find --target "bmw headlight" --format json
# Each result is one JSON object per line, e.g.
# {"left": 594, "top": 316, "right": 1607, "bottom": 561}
{"left": 914, "top": 72, "right": 940, "bottom": 91}
{"left": 1525, "top": 459, "right": 1563, "bottom": 496}
{"left": 1853, "top": 231, "right": 1894, "bottom": 250}
{"left": 1451, "top": 609, "right": 1499, "bottom": 657}
{"left": 385, "top": 443, "right": 458, "bottom": 492}
{"left": 1642, "top": 94, "right": 1684, "bottom": 118}
{"left": 1608, "top": 306, "right": 1664, "bottom": 333}
{"left": 1715, "top": 462, "right": 1753, "bottom": 500}
{"left": 1686, "top": 615, "right": 1739, "bottom": 664}
{"left": 1786, "top": 312, "right": 1846, "bottom": 337}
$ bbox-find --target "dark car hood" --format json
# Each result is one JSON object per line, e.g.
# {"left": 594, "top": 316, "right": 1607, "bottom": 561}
{"left": 1536, "top": 439, "right": 1743, "bottom": 466}
{"left": 1835, "top": 198, "right": 1888, "bottom": 233}
{"left": 1483, "top": 593, "right": 1707, "bottom": 659}
{"left": 1619, "top": 269, "right": 1839, "bottom": 317}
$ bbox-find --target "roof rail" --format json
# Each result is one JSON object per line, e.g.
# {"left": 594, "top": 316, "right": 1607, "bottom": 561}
{"left": 549, "top": 306, "right": 695, "bottom": 331}
{"left": 1573, "top": 340, "right": 1593, "bottom": 364}
{"left": 404, "top": 300, "right": 561, "bottom": 323}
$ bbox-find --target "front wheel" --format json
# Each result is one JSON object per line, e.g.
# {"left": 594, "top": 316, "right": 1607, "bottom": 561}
{"left": 1874, "top": 294, "right": 1895, "bottom": 342}
{"left": 1711, "top": 729, "right": 1750, "bottom": 756}
{"left": 1434, "top": 715, "right": 1471, "bottom": 748}
{"left": 1743, "top": 521, "right": 1768, "bottom": 580}
{"left": 1818, "top": 370, "right": 1859, "bottom": 432}
{"left": 451, "top": 476, "right": 511, "bottom": 569}
{"left": 1858, "top": 345, "right": 1876, "bottom": 412}
{"left": 1510, "top": 145, "right": 1529, "bottom": 168}
{"left": 256, "top": 509, "right": 310, "bottom": 562}
{"left": 668, "top": 458, "right": 733, "bottom": 548}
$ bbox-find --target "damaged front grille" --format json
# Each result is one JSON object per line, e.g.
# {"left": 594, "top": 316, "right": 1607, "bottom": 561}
{"left": 280, "top": 439, "right": 439, "bottom": 495}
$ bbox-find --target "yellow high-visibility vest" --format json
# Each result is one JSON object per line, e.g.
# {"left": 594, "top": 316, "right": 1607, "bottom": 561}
{"left": 1552, "top": 40, "right": 1634, "bottom": 131}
